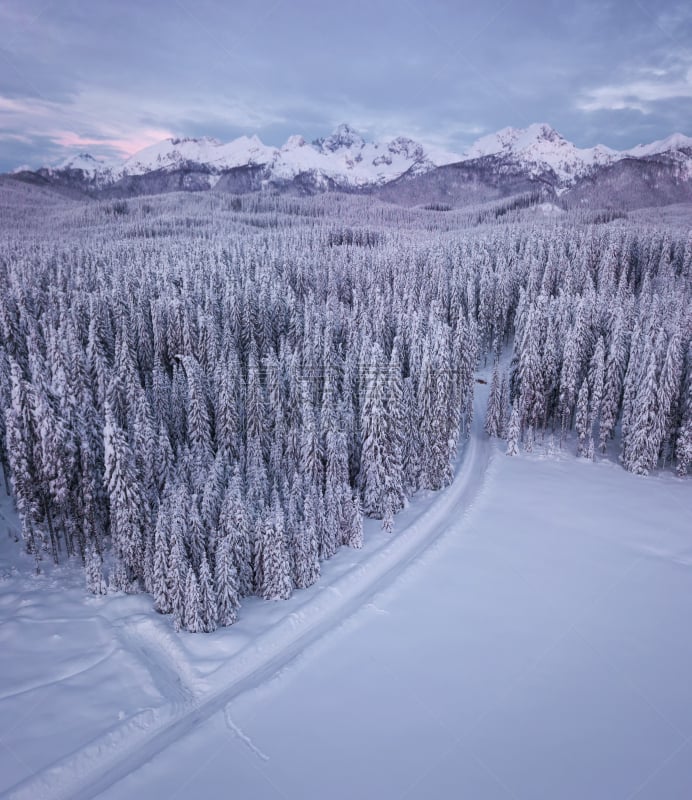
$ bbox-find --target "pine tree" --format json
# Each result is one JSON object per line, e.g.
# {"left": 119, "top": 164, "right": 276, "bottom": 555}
{"left": 401, "top": 376, "right": 421, "bottom": 494}
{"left": 345, "top": 492, "right": 364, "bottom": 549}
{"left": 85, "top": 542, "right": 107, "bottom": 595}
{"left": 184, "top": 567, "right": 203, "bottom": 633}
{"left": 5, "top": 360, "right": 41, "bottom": 556}
{"left": 109, "top": 556, "right": 130, "bottom": 593}
{"left": 358, "top": 343, "right": 388, "bottom": 517}
{"left": 198, "top": 553, "right": 218, "bottom": 633}
{"left": 294, "top": 486, "right": 320, "bottom": 589}
{"left": 588, "top": 336, "right": 606, "bottom": 441}
{"left": 622, "top": 339, "right": 660, "bottom": 475}
{"left": 103, "top": 404, "right": 145, "bottom": 582}
{"left": 215, "top": 536, "right": 241, "bottom": 626}
{"left": 506, "top": 401, "right": 521, "bottom": 457}
{"left": 168, "top": 535, "right": 188, "bottom": 632}
{"left": 183, "top": 356, "right": 213, "bottom": 475}
{"left": 675, "top": 351, "right": 692, "bottom": 476}
{"left": 258, "top": 493, "right": 293, "bottom": 601}
{"left": 153, "top": 501, "right": 171, "bottom": 613}
{"left": 575, "top": 378, "right": 590, "bottom": 457}
{"left": 383, "top": 340, "right": 405, "bottom": 517}
{"left": 300, "top": 380, "right": 323, "bottom": 490}
{"left": 219, "top": 469, "right": 254, "bottom": 596}
{"left": 485, "top": 361, "right": 504, "bottom": 437}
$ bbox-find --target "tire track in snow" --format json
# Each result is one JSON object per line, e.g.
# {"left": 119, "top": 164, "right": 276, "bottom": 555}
{"left": 6, "top": 387, "right": 491, "bottom": 800}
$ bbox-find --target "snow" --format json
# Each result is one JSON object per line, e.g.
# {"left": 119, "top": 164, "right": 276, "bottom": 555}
{"left": 40, "top": 123, "right": 692, "bottom": 190}
{"left": 99, "top": 447, "right": 692, "bottom": 800}
{"left": 461, "top": 123, "right": 619, "bottom": 182}
{"left": 625, "top": 133, "right": 692, "bottom": 158}
{"left": 120, "top": 135, "right": 276, "bottom": 176}
{"left": 48, "top": 153, "right": 118, "bottom": 181}
{"left": 44, "top": 125, "right": 461, "bottom": 188}
{"left": 270, "top": 126, "right": 460, "bottom": 187}
{"left": 2, "top": 379, "right": 691, "bottom": 799}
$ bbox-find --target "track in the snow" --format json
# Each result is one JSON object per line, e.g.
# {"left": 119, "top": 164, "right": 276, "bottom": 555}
{"left": 6, "top": 390, "right": 492, "bottom": 800}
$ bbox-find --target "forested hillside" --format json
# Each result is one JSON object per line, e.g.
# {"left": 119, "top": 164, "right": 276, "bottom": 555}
{"left": 1, "top": 190, "right": 690, "bottom": 631}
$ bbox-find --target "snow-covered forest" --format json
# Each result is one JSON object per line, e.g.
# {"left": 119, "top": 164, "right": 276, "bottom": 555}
{"left": 1, "top": 189, "right": 690, "bottom": 632}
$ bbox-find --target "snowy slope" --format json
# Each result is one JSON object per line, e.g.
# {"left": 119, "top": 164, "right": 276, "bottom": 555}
{"left": 3, "top": 378, "right": 692, "bottom": 800}
{"left": 624, "top": 132, "right": 692, "bottom": 158}
{"left": 118, "top": 124, "right": 461, "bottom": 188}
{"left": 460, "top": 122, "right": 618, "bottom": 182}
{"left": 1, "top": 383, "right": 490, "bottom": 800}
{"left": 120, "top": 135, "right": 276, "bottom": 176}
{"left": 102, "top": 445, "right": 692, "bottom": 800}
{"left": 30, "top": 123, "right": 692, "bottom": 193}
{"left": 39, "top": 125, "right": 461, "bottom": 189}
{"left": 41, "top": 153, "right": 119, "bottom": 187}
{"left": 271, "top": 124, "right": 460, "bottom": 187}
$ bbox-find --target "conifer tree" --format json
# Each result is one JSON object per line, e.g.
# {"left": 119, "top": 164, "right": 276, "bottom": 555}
{"left": 506, "top": 401, "right": 521, "bottom": 457}
{"left": 485, "top": 361, "right": 504, "bottom": 437}
{"left": 103, "top": 404, "right": 145, "bottom": 582}
{"left": 85, "top": 542, "right": 107, "bottom": 595}
{"left": 184, "top": 567, "right": 203, "bottom": 633}
{"left": 258, "top": 492, "right": 293, "bottom": 601}
{"left": 359, "top": 343, "right": 388, "bottom": 517}
{"left": 575, "top": 379, "right": 590, "bottom": 457}
{"left": 198, "top": 553, "right": 218, "bottom": 633}
{"left": 215, "top": 536, "right": 241, "bottom": 626}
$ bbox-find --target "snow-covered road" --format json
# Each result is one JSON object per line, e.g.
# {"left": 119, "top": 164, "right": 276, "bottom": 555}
{"left": 5, "top": 390, "right": 491, "bottom": 800}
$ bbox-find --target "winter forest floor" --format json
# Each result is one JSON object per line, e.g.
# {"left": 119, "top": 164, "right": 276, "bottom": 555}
{"left": 1, "top": 186, "right": 691, "bottom": 799}
{"left": 2, "top": 378, "right": 691, "bottom": 800}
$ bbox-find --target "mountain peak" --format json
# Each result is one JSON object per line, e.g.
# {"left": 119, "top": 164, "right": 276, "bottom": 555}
{"left": 625, "top": 132, "right": 692, "bottom": 158}
{"left": 282, "top": 134, "right": 307, "bottom": 150}
{"left": 462, "top": 123, "right": 617, "bottom": 182}
{"left": 27, "top": 123, "right": 692, "bottom": 195}
{"left": 168, "top": 136, "right": 221, "bottom": 146}
{"left": 316, "top": 123, "right": 366, "bottom": 153}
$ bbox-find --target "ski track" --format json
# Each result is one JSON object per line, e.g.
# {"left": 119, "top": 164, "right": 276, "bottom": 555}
{"left": 0, "top": 647, "right": 118, "bottom": 704}
{"left": 5, "top": 390, "right": 491, "bottom": 800}
{"left": 111, "top": 617, "right": 195, "bottom": 707}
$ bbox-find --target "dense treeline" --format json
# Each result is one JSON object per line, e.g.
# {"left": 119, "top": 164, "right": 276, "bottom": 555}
{"left": 0, "top": 190, "right": 689, "bottom": 631}
{"left": 492, "top": 228, "right": 692, "bottom": 475}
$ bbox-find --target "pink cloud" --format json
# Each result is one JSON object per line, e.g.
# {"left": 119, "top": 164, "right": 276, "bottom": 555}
{"left": 51, "top": 128, "right": 175, "bottom": 157}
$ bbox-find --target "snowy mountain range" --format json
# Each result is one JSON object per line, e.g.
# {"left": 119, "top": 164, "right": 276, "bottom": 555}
{"left": 9, "top": 122, "right": 692, "bottom": 208}
{"left": 38, "top": 124, "right": 461, "bottom": 190}
{"left": 458, "top": 123, "right": 692, "bottom": 184}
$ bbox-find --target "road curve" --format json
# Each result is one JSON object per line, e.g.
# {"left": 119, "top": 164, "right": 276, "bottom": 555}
{"left": 7, "top": 387, "right": 492, "bottom": 800}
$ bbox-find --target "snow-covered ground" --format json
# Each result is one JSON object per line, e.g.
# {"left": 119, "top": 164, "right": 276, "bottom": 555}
{"left": 2, "top": 385, "right": 691, "bottom": 799}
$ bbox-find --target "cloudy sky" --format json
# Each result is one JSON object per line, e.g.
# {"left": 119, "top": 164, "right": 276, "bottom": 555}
{"left": 1, "top": 0, "right": 691, "bottom": 171}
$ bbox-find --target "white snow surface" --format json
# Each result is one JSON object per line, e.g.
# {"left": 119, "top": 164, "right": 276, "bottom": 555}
{"left": 120, "top": 135, "right": 276, "bottom": 176}
{"left": 624, "top": 132, "right": 692, "bottom": 158}
{"left": 49, "top": 124, "right": 462, "bottom": 188}
{"left": 2, "top": 378, "right": 692, "bottom": 800}
{"left": 460, "top": 122, "right": 619, "bottom": 182}
{"left": 43, "top": 122, "right": 692, "bottom": 188}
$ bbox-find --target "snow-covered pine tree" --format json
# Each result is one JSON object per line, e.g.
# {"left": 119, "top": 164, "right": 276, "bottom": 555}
{"left": 103, "top": 403, "right": 146, "bottom": 583}
{"left": 294, "top": 485, "right": 320, "bottom": 589}
{"left": 506, "top": 401, "right": 521, "bottom": 456}
{"left": 575, "top": 378, "right": 590, "bottom": 457}
{"left": 153, "top": 498, "right": 172, "bottom": 613}
{"left": 85, "top": 542, "right": 107, "bottom": 595}
{"left": 183, "top": 567, "right": 204, "bottom": 633}
{"left": 198, "top": 553, "right": 218, "bottom": 633}
{"left": 215, "top": 535, "right": 241, "bottom": 626}
{"left": 383, "top": 339, "right": 406, "bottom": 517}
{"left": 258, "top": 491, "right": 293, "bottom": 600}
{"left": 358, "top": 342, "right": 388, "bottom": 517}
{"left": 219, "top": 468, "right": 254, "bottom": 596}
{"left": 485, "top": 360, "right": 504, "bottom": 437}
{"left": 588, "top": 336, "right": 605, "bottom": 457}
